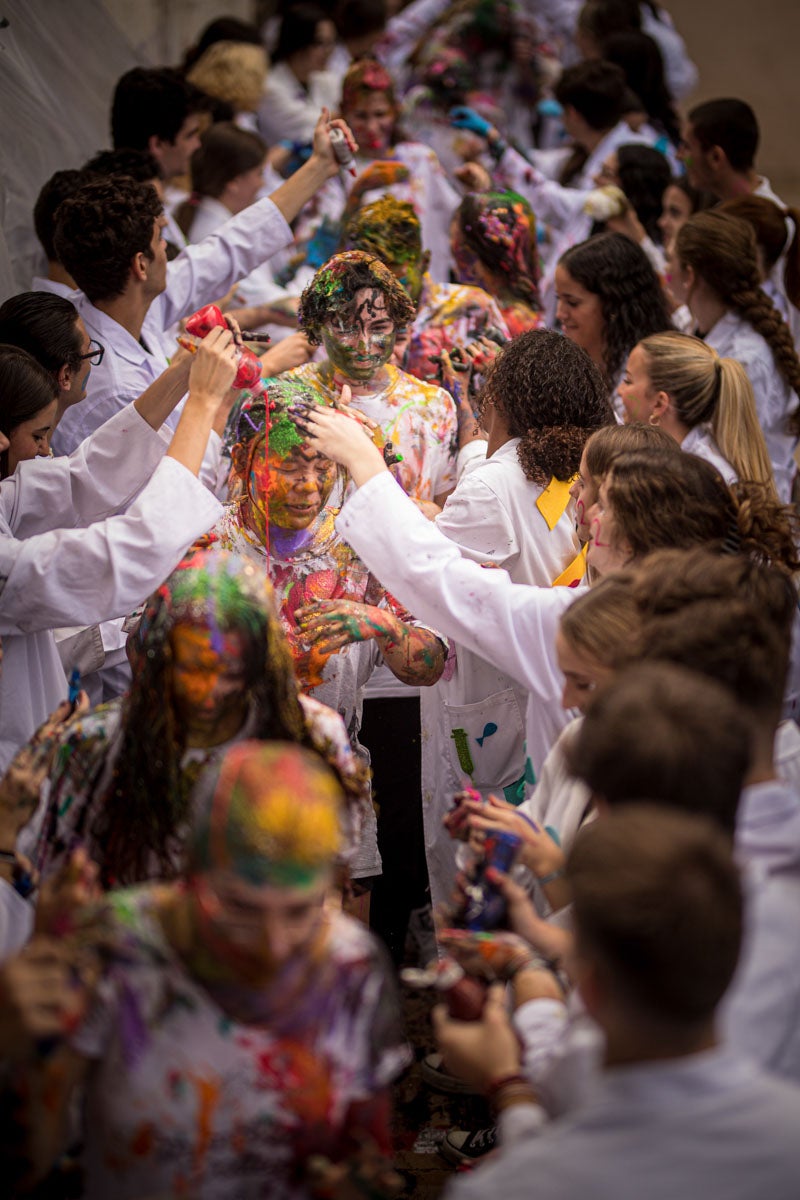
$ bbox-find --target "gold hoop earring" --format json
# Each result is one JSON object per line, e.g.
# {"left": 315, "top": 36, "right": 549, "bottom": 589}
{"left": 648, "top": 414, "right": 660, "bottom": 427}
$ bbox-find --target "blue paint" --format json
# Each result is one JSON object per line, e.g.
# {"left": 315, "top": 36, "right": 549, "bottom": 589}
{"left": 475, "top": 722, "right": 498, "bottom": 748}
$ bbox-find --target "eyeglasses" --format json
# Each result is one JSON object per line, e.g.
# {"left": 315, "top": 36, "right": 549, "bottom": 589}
{"left": 77, "top": 339, "right": 104, "bottom": 367}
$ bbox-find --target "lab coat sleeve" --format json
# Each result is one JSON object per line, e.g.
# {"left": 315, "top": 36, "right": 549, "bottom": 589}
{"left": 336, "top": 471, "right": 570, "bottom": 699}
{"left": 497, "top": 147, "right": 587, "bottom": 231}
{"left": 378, "top": 0, "right": 454, "bottom": 69}
{"left": 3, "top": 403, "right": 169, "bottom": 539}
{"left": 155, "top": 196, "right": 294, "bottom": 332}
{"left": 0, "top": 457, "right": 222, "bottom": 635}
{"left": 0, "top": 880, "right": 34, "bottom": 962}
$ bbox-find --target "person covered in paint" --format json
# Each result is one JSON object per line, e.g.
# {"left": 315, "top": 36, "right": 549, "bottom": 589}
{"left": 451, "top": 192, "right": 544, "bottom": 338}
{"left": 214, "top": 381, "right": 448, "bottom": 741}
{"left": 22, "top": 547, "right": 377, "bottom": 891}
{"left": 9, "top": 741, "right": 409, "bottom": 1197}
{"left": 287, "top": 250, "right": 459, "bottom": 514}
{"left": 345, "top": 197, "right": 510, "bottom": 385}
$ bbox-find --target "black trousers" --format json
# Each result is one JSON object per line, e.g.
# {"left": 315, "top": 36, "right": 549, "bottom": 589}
{"left": 360, "top": 695, "right": 430, "bottom": 966}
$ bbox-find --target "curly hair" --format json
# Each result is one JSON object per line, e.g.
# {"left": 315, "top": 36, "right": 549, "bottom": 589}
{"left": 91, "top": 549, "right": 310, "bottom": 886}
{"left": 478, "top": 329, "right": 613, "bottom": 484}
{"left": 33, "top": 169, "right": 86, "bottom": 262}
{"left": 606, "top": 448, "right": 800, "bottom": 571}
{"left": 676, "top": 211, "right": 800, "bottom": 427}
{"left": 298, "top": 251, "right": 416, "bottom": 346}
{"left": 456, "top": 191, "right": 540, "bottom": 308}
{"left": 559, "top": 232, "right": 673, "bottom": 385}
{"left": 53, "top": 176, "right": 163, "bottom": 303}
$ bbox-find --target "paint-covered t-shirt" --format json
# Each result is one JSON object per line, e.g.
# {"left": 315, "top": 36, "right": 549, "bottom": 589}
{"left": 72, "top": 891, "right": 409, "bottom": 1200}
{"left": 285, "top": 362, "right": 459, "bottom": 504}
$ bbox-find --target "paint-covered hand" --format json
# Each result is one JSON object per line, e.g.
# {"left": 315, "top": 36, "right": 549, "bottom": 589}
{"left": 0, "top": 695, "right": 89, "bottom": 847}
{"left": 0, "top": 936, "right": 99, "bottom": 1061}
{"left": 438, "top": 929, "right": 540, "bottom": 982}
{"left": 432, "top": 982, "right": 521, "bottom": 1091}
{"left": 295, "top": 403, "right": 386, "bottom": 486}
{"left": 449, "top": 106, "right": 494, "bottom": 138}
{"left": 351, "top": 160, "right": 410, "bottom": 196}
{"left": 455, "top": 161, "right": 493, "bottom": 192}
{"left": 296, "top": 600, "right": 394, "bottom": 654}
{"left": 484, "top": 865, "right": 573, "bottom": 968}
{"left": 34, "top": 848, "right": 102, "bottom": 938}
{"left": 259, "top": 332, "right": 315, "bottom": 375}
{"left": 467, "top": 794, "right": 565, "bottom": 880}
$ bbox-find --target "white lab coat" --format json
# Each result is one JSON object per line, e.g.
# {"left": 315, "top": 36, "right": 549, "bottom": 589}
{"left": 680, "top": 425, "right": 737, "bottom": 485}
{"left": 30, "top": 275, "right": 77, "bottom": 299}
{"left": 0, "top": 405, "right": 222, "bottom": 770}
{"left": 337, "top": 472, "right": 577, "bottom": 785}
{"left": 420, "top": 440, "right": 581, "bottom": 912}
{"left": 703, "top": 310, "right": 799, "bottom": 502}
{"left": 51, "top": 195, "right": 293, "bottom": 456}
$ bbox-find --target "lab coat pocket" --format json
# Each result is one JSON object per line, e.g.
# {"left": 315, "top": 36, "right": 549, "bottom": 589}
{"left": 443, "top": 688, "right": 525, "bottom": 790}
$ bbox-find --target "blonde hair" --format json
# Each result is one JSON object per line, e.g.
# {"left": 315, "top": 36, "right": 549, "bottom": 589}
{"left": 559, "top": 574, "right": 641, "bottom": 668}
{"left": 638, "top": 330, "right": 778, "bottom": 497}
{"left": 187, "top": 41, "right": 268, "bottom": 113}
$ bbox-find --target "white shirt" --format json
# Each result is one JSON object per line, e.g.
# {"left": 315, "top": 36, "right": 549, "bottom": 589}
{"left": 420, "top": 441, "right": 581, "bottom": 911}
{"left": 448, "top": 1046, "right": 800, "bottom": 1200}
{"left": 257, "top": 61, "right": 341, "bottom": 146}
{"left": 185, "top": 196, "right": 290, "bottom": 309}
{"left": 51, "top": 195, "right": 293, "bottom": 456}
{"left": 337, "top": 471, "right": 575, "bottom": 783}
{"left": 30, "top": 275, "right": 77, "bottom": 299}
{"left": 681, "top": 424, "right": 737, "bottom": 484}
{"left": 0, "top": 406, "right": 222, "bottom": 770}
{"left": 703, "top": 309, "right": 798, "bottom": 502}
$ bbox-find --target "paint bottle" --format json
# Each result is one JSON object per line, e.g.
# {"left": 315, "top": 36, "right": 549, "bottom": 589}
{"left": 401, "top": 958, "right": 487, "bottom": 1020}
{"left": 329, "top": 126, "right": 357, "bottom": 178}
{"left": 460, "top": 829, "right": 522, "bottom": 932}
{"left": 184, "top": 304, "right": 263, "bottom": 390}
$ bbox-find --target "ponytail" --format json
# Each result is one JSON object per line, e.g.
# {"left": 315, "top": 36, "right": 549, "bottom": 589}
{"left": 712, "top": 358, "right": 777, "bottom": 498}
{"left": 783, "top": 207, "right": 800, "bottom": 310}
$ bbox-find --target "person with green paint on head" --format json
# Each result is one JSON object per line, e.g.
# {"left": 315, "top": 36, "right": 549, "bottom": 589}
{"left": 20, "top": 547, "right": 373, "bottom": 897}
{"left": 213, "top": 382, "right": 447, "bottom": 929}
{"left": 8, "top": 740, "right": 410, "bottom": 1197}
{"left": 345, "top": 196, "right": 510, "bottom": 387}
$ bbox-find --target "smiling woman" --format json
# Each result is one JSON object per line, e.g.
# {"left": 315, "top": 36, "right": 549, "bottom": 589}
{"left": 0, "top": 345, "right": 59, "bottom": 478}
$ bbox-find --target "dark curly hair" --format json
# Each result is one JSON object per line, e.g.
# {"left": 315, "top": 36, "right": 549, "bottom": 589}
{"left": 298, "top": 251, "right": 415, "bottom": 346}
{"left": 606, "top": 449, "right": 800, "bottom": 571}
{"left": 33, "top": 169, "right": 87, "bottom": 263}
{"left": 559, "top": 232, "right": 673, "bottom": 385}
{"left": 53, "top": 176, "right": 163, "bottom": 303}
{"left": 478, "top": 329, "right": 614, "bottom": 485}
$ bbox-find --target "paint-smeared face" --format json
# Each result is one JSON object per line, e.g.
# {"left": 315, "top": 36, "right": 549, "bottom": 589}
{"left": 171, "top": 624, "right": 250, "bottom": 738}
{"left": 6, "top": 399, "right": 58, "bottom": 473}
{"left": 658, "top": 184, "right": 692, "bottom": 252}
{"left": 555, "top": 628, "right": 613, "bottom": 714}
{"left": 343, "top": 90, "right": 395, "bottom": 155}
{"left": 568, "top": 447, "right": 598, "bottom": 545}
{"left": 322, "top": 287, "right": 396, "bottom": 381}
{"left": 555, "top": 265, "right": 605, "bottom": 368}
{"left": 619, "top": 345, "right": 660, "bottom": 425}
{"left": 585, "top": 477, "right": 632, "bottom": 576}
{"left": 262, "top": 438, "right": 338, "bottom": 530}
{"left": 198, "top": 871, "right": 329, "bottom": 971}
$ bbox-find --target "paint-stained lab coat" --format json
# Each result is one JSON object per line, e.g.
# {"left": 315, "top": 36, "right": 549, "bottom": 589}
{"left": 418, "top": 440, "right": 581, "bottom": 912}
{"left": 0, "top": 405, "right": 222, "bottom": 771}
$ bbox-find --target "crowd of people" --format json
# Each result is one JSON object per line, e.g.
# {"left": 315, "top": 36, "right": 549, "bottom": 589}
{"left": 1, "top": 0, "right": 800, "bottom": 1196}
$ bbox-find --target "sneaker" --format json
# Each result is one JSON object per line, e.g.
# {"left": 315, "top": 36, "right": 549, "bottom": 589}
{"left": 439, "top": 1125, "right": 498, "bottom": 1166}
{"left": 420, "top": 1052, "right": 482, "bottom": 1095}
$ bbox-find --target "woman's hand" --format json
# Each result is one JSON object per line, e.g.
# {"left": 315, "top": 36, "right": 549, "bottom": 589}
{"left": 466, "top": 795, "right": 565, "bottom": 879}
{"left": 432, "top": 981, "right": 521, "bottom": 1091}
{"left": 295, "top": 599, "right": 395, "bottom": 654}
{"left": 294, "top": 404, "right": 387, "bottom": 485}
{"left": 455, "top": 161, "right": 493, "bottom": 192}
{"left": 485, "top": 865, "right": 574, "bottom": 968}
{"left": 312, "top": 108, "right": 358, "bottom": 178}
{"left": 34, "top": 848, "right": 102, "bottom": 938}
{"left": 606, "top": 206, "right": 647, "bottom": 245}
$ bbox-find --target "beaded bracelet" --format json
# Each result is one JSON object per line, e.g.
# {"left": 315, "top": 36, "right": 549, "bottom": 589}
{"left": 537, "top": 866, "right": 566, "bottom": 885}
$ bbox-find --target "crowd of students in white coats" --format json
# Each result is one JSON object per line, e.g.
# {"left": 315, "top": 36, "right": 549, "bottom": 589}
{"left": 1, "top": 1, "right": 800, "bottom": 1196}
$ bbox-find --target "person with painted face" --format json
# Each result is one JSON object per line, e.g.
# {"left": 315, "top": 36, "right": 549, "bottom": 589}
{"left": 288, "top": 250, "right": 459, "bottom": 513}
{"left": 21, "top": 548, "right": 371, "bottom": 896}
{"left": 345, "top": 197, "right": 510, "bottom": 385}
{"left": 9, "top": 741, "right": 409, "bottom": 1197}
